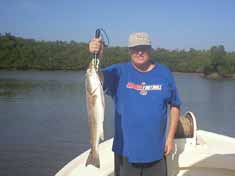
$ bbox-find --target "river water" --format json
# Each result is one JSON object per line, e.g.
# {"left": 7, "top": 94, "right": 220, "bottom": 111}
{"left": 0, "top": 70, "right": 235, "bottom": 176}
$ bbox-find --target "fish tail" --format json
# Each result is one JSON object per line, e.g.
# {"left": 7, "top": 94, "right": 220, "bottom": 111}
{"left": 85, "top": 150, "right": 100, "bottom": 168}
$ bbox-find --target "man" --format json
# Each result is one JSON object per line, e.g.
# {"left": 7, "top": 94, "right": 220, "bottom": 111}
{"left": 89, "top": 32, "right": 181, "bottom": 176}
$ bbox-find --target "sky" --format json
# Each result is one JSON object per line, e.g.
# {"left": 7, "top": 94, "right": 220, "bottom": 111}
{"left": 1, "top": 0, "right": 235, "bottom": 51}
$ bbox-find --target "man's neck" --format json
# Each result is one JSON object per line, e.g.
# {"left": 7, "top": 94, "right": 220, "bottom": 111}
{"left": 132, "top": 61, "right": 155, "bottom": 72}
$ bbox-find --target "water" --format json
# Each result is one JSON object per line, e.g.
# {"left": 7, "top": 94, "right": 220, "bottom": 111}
{"left": 0, "top": 71, "right": 235, "bottom": 176}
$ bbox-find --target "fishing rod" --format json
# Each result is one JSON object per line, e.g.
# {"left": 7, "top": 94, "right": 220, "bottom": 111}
{"left": 93, "top": 28, "right": 109, "bottom": 71}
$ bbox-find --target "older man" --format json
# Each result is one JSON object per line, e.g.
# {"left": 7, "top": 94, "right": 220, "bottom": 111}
{"left": 89, "top": 32, "right": 181, "bottom": 176}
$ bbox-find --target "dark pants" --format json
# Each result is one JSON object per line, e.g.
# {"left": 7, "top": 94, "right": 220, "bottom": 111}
{"left": 114, "top": 154, "right": 167, "bottom": 176}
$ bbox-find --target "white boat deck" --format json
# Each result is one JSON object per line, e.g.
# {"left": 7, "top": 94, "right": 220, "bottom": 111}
{"left": 55, "top": 112, "right": 235, "bottom": 176}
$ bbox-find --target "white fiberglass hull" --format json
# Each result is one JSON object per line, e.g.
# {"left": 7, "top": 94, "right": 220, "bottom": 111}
{"left": 55, "top": 112, "right": 235, "bottom": 176}
{"left": 167, "top": 130, "right": 235, "bottom": 176}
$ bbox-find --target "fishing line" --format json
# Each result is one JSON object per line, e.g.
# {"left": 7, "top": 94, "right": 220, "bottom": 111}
{"left": 97, "top": 28, "right": 110, "bottom": 47}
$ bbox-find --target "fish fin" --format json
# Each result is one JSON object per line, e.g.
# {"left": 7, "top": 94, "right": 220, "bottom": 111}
{"left": 85, "top": 150, "right": 100, "bottom": 168}
{"left": 99, "top": 124, "right": 104, "bottom": 141}
{"left": 100, "top": 131, "right": 104, "bottom": 141}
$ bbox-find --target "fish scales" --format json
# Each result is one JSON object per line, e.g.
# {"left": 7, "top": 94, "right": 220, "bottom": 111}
{"left": 85, "top": 60, "right": 105, "bottom": 168}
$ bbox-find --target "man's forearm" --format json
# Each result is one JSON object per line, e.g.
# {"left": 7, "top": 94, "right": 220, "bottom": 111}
{"left": 167, "top": 106, "right": 180, "bottom": 141}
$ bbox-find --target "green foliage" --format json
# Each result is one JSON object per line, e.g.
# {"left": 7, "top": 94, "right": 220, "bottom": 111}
{"left": 0, "top": 33, "right": 90, "bottom": 70}
{"left": 203, "top": 64, "right": 215, "bottom": 75}
{"left": 0, "top": 33, "right": 235, "bottom": 74}
{"left": 203, "top": 45, "right": 235, "bottom": 76}
{"left": 209, "top": 45, "right": 226, "bottom": 71}
{"left": 217, "top": 55, "right": 235, "bottom": 76}
{"left": 152, "top": 48, "right": 210, "bottom": 73}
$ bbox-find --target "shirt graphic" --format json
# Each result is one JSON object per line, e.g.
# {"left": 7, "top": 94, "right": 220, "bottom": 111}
{"left": 126, "top": 82, "right": 162, "bottom": 95}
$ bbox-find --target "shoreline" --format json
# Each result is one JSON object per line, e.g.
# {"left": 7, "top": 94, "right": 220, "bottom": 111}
{"left": 1, "top": 69, "right": 235, "bottom": 80}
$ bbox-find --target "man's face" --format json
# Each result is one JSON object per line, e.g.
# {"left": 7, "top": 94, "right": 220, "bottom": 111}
{"left": 129, "top": 45, "right": 152, "bottom": 66}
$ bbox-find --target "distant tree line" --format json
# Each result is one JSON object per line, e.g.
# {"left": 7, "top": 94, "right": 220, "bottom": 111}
{"left": 0, "top": 33, "right": 235, "bottom": 76}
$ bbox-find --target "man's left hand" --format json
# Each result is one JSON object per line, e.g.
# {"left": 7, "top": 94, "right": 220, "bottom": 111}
{"left": 164, "top": 138, "right": 174, "bottom": 156}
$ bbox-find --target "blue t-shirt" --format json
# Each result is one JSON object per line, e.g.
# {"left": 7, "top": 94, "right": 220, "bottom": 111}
{"left": 102, "top": 61, "right": 181, "bottom": 163}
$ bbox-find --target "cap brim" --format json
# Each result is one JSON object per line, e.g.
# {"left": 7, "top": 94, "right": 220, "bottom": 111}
{"left": 128, "top": 44, "right": 151, "bottom": 48}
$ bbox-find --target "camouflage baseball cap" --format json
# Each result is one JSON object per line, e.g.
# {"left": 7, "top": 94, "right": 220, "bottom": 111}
{"left": 128, "top": 32, "right": 151, "bottom": 47}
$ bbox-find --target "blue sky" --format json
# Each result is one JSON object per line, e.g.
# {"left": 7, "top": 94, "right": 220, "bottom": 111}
{"left": 1, "top": 0, "right": 235, "bottom": 51}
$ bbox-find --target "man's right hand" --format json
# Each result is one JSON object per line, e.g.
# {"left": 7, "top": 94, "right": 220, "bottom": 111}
{"left": 89, "top": 37, "right": 104, "bottom": 57}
